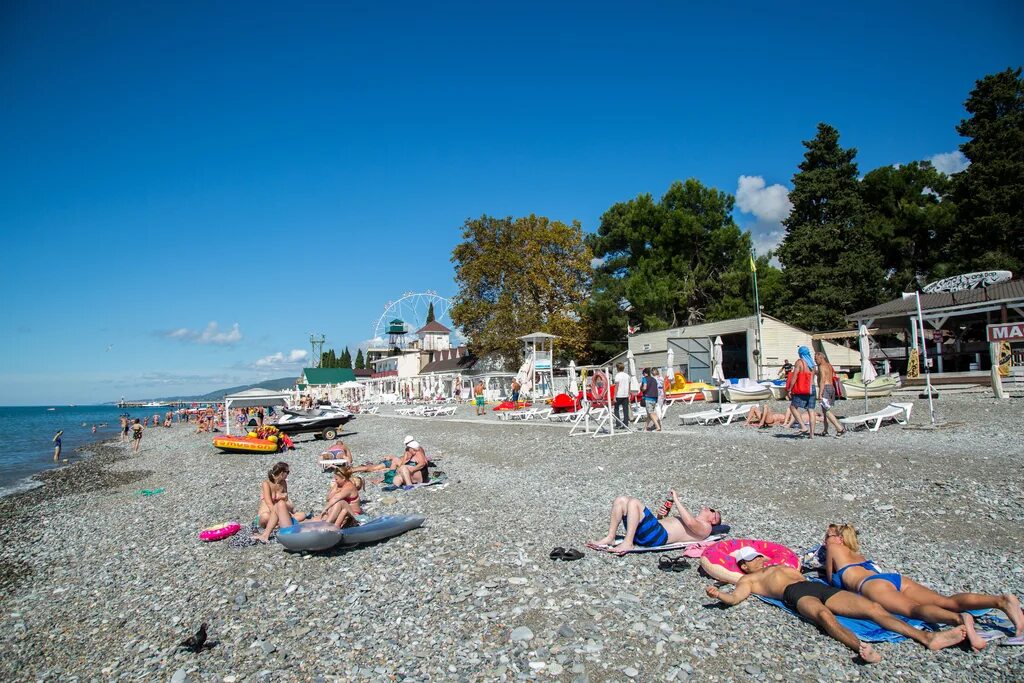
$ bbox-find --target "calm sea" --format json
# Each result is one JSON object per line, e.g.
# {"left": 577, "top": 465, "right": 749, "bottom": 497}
{"left": 0, "top": 405, "right": 169, "bottom": 496}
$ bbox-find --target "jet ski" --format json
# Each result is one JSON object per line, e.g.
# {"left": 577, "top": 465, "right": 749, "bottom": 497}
{"left": 273, "top": 406, "right": 355, "bottom": 440}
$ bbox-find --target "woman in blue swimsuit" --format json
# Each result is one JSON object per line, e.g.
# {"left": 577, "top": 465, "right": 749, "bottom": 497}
{"left": 824, "top": 523, "right": 1024, "bottom": 650}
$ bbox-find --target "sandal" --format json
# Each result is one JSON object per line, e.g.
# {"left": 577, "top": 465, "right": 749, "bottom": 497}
{"left": 561, "top": 548, "right": 584, "bottom": 561}
{"left": 658, "top": 556, "right": 690, "bottom": 572}
{"left": 550, "top": 547, "right": 566, "bottom": 560}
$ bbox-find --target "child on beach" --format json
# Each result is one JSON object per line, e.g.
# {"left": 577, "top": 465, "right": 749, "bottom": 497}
{"left": 253, "top": 462, "right": 307, "bottom": 543}
{"left": 131, "top": 419, "right": 143, "bottom": 452}
{"left": 52, "top": 430, "right": 63, "bottom": 461}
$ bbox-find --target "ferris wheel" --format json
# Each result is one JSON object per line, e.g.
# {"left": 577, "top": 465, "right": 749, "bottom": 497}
{"left": 371, "top": 291, "right": 457, "bottom": 344}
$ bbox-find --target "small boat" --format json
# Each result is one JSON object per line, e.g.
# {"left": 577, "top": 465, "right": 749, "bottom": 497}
{"left": 664, "top": 373, "right": 714, "bottom": 402}
{"left": 722, "top": 379, "right": 773, "bottom": 403}
{"left": 213, "top": 435, "right": 281, "bottom": 454}
{"left": 841, "top": 374, "right": 898, "bottom": 399}
{"left": 273, "top": 407, "right": 355, "bottom": 440}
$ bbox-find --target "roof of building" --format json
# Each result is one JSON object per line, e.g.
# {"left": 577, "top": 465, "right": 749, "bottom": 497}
{"left": 353, "top": 368, "right": 373, "bottom": 378}
{"left": 846, "top": 280, "right": 1024, "bottom": 323}
{"left": 301, "top": 367, "right": 356, "bottom": 385}
{"left": 421, "top": 346, "right": 477, "bottom": 374}
{"left": 416, "top": 320, "right": 451, "bottom": 334}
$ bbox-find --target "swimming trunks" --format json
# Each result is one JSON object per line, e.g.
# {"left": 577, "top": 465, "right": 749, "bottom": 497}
{"left": 475, "top": 396, "right": 485, "bottom": 406}
{"left": 625, "top": 507, "right": 669, "bottom": 548}
{"left": 782, "top": 581, "right": 843, "bottom": 611}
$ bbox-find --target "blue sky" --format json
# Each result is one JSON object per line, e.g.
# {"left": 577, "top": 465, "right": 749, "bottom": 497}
{"left": 1, "top": 1, "right": 1021, "bottom": 405}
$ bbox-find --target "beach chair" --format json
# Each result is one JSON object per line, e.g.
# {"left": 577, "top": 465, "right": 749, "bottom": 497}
{"left": 679, "top": 404, "right": 752, "bottom": 426}
{"left": 431, "top": 405, "right": 457, "bottom": 417}
{"left": 839, "top": 402, "right": 913, "bottom": 432}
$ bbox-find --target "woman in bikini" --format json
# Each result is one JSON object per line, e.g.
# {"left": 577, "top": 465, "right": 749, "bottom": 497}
{"left": 824, "top": 523, "right": 1024, "bottom": 650}
{"left": 814, "top": 353, "right": 846, "bottom": 437}
{"left": 393, "top": 440, "right": 429, "bottom": 486}
{"left": 319, "top": 440, "right": 352, "bottom": 466}
{"left": 321, "top": 465, "right": 363, "bottom": 528}
{"left": 254, "top": 462, "right": 307, "bottom": 543}
{"left": 130, "top": 419, "right": 144, "bottom": 453}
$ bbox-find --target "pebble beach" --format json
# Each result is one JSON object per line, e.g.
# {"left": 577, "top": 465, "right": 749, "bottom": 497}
{"left": 1, "top": 395, "right": 1022, "bottom": 682}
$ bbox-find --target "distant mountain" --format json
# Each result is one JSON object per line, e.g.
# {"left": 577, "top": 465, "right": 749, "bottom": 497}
{"left": 142, "top": 377, "right": 297, "bottom": 402}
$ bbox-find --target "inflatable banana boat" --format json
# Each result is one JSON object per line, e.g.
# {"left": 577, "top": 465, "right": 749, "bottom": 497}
{"left": 212, "top": 435, "right": 280, "bottom": 454}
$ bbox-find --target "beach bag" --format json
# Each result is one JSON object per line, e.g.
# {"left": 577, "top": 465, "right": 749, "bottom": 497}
{"left": 791, "top": 370, "right": 812, "bottom": 396}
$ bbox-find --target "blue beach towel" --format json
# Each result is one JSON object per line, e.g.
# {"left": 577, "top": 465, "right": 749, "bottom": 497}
{"left": 755, "top": 579, "right": 992, "bottom": 643}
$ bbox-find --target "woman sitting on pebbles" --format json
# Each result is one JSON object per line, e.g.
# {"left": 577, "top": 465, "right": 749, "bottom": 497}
{"left": 352, "top": 435, "right": 429, "bottom": 486}
{"left": 321, "top": 465, "right": 363, "bottom": 528}
{"left": 254, "top": 462, "right": 308, "bottom": 543}
{"left": 824, "top": 523, "right": 1024, "bottom": 649}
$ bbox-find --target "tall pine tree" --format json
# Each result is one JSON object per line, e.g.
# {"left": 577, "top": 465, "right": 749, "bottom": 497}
{"left": 776, "top": 123, "right": 884, "bottom": 331}
{"left": 950, "top": 67, "right": 1024, "bottom": 272}
{"left": 340, "top": 347, "right": 352, "bottom": 368}
{"left": 354, "top": 349, "right": 365, "bottom": 370}
{"left": 425, "top": 302, "right": 435, "bottom": 323}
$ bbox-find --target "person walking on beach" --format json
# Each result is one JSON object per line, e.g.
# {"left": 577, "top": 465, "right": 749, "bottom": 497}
{"left": 130, "top": 419, "right": 144, "bottom": 453}
{"left": 510, "top": 378, "right": 521, "bottom": 410}
{"left": 474, "top": 380, "right": 486, "bottom": 416}
{"left": 815, "top": 352, "right": 846, "bottom": 437}
{"left": 52, "top": 430, "right": 63, "bottom": 461}
{"left": 120, "top": 415, "right": 129, "bottom": 442}
{"left": 640, "top": 369, "right": 662, "bottom": 432}
{"left": 785, "top": 347, "right": 816, "bottom": 438}
{"left": 613, "top": 363, "right": 631, "bottom": 428}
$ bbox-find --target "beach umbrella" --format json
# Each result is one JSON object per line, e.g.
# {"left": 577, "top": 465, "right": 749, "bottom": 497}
{"left": 567, "top": 360, "right": 579, "bottom": 395}
{"left": 712, "top": 336, "right": 726, "bottom": 407}
{"left": 627, "top": 350, "right": 638, "bottom": 392}
{"left": 665, "top": 347, "right": 675, "bottom": 382}
{"left": 859, "top": 324, "right": 877, "bottom": 414}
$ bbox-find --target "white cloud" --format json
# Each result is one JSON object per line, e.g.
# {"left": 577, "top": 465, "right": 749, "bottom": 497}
{"left": 162, "top": 321, "right": 242, "bottom": 345}
{"left": 736, "top": 175, "right": 793, "bottom": 223}
{"left": 254, "top": 349, "right": 308, "bottom": 368}
{"left": 929, "top": 150, "right": 969, "bottom": 175}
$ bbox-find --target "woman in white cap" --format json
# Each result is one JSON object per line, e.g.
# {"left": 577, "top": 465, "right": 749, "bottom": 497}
{"left": 393, "top": 439, "right": 430, "bottom": 486}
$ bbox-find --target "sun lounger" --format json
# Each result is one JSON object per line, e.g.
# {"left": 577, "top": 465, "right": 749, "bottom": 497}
{"left": 319, "top": 458, "right": 350, "bottom": 472}
{"left": 840, "top": 402, "right": 913, "bottom": 432}
{"left": 679, "top": 404, "right": 752, "bottom": 425}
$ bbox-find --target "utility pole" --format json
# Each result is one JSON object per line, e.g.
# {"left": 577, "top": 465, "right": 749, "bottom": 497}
{"left": 310, "top": 333, "right": 326, "bottom": 368}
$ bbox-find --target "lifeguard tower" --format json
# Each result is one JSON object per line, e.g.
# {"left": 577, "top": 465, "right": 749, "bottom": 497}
{"left": 518, "top": 332, "right": 558, "bottom": 398}
{"left": 388, "top": 318, "right": 407, "bottom": 348}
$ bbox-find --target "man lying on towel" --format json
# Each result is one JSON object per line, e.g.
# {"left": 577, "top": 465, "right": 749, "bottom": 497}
{"left": 706, "top": 547, "right": 966, "bottom": 663}
{"left": 586, "top": 490, "right": 721, "bottom": 555}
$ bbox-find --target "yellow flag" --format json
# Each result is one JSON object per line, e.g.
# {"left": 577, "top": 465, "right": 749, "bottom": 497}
{"left": 749, "top": 254, "right": 757, "bottom": 273}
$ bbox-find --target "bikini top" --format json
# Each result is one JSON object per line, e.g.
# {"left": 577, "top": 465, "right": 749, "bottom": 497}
{"left": 831, "top": 559, "right": 881, "bottom": 588}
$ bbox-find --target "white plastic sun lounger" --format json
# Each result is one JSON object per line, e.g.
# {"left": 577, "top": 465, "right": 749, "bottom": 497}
{"left": 679, "top": 404, "right": 752, "bottom": 425}
{"left": 589, "top": 534, "right": 726, "bottom": 553}
{"left": 840, "top": 402, "right": 913, "bottom": 432}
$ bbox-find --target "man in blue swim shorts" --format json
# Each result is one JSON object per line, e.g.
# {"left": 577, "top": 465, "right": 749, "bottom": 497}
{"left": 586, "top": 490, "right": 722, "bottom": 555}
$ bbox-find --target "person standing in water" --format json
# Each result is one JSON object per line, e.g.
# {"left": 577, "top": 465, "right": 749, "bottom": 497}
{"left": 53, "top": 430, "right": 63, "bottom": 461}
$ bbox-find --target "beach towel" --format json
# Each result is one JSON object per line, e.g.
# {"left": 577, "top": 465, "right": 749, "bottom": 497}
{"left": 381, "top": 475, "right": 449, "bottom": 492}
{"left": 755, "top": 579, "right": 994, "bottom": 643}
{"left": 590, "top": 534, "right": 725, "bottom": 554}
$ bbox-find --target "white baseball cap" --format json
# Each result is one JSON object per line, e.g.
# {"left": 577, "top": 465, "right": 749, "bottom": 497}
{"left": 735, "top": 547, "right": 765, "bottom": 563}
{"left": 407, "top": 440, "right": 420, "bottom": 449}
{"left": 403, "top": 435, "right": 415, "bottom": 446}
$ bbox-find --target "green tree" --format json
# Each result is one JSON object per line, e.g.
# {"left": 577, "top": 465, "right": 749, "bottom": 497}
{"left": 950, "top": 67, "right": 1024, "bottom": 271}
{"left": 425, "top": 302, "right": 435, "bottom": 323}
{"left": 354, "top": 349, "right": 365, "bottom": 370}
{"left": 320, "top": 349, "right": 338, "bottom": 368}
{"left": 776, "top": 123, "right": 884, "bottom": 330}
{"left": 860, "top": 162, "right": 956, "bottom": 297}
{"left": 340, "top": 347, "right": 352, "bottom": 369}
{"left": 451, "top": 214, "right": 592, "bottom": 368}
{"left": 584, "top": 179, "right": 777, "bottom": 360}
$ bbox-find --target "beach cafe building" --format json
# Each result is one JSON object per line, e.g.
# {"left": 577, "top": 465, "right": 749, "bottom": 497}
{"left": 621, "top": 314, "right": 860, "bottom": 382}
{"left": 296, "top": 367, "right": 357, "bottom": 403}
{"left": 846, "top": 277, "right": 1024, "bottom": 389}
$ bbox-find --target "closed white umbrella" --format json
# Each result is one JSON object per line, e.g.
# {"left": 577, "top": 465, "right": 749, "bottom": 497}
{"left": 627, "top": 350, "right": 638, "bottom": 392}
{"left": 712, "top": 336, "right": 726, "bottom": 406}
{"left": 665, "top": 347, "right": 675, "bottom": 383}
{"left": 859, "top": 324, "right": 877, "bottom": 413}
{"left": 567, "top": 360, "right": 579, "bottom": 395}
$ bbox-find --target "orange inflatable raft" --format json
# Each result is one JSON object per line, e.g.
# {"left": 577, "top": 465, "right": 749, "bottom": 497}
{"left": 212, "top": 435, "right": 280, "bottom": 454}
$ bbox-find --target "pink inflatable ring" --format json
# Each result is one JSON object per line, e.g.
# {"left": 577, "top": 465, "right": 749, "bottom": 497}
{"left": 700, "top": 538, "right": 799, "bottom": 584}
{"left": 199, "top": 521, "right": 242, "bottom": 542}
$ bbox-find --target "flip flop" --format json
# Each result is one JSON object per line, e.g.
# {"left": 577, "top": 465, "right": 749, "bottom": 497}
{"left": 550, "top": 547, "right": 566, "bottom": 560}
{"left": 998, "top": 635, "right": 1024, "bottom": 646}
{"left": 561, "top": 548, "right": 584, "bottom": 561}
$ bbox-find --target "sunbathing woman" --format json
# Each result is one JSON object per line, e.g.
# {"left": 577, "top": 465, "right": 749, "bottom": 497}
{"left": 320, "top": 440, "right": 352, "bottom": 465}
{"left": 321, "top": 465, "right": 363, "bottom": 528}
{"left": 824, "top": 523, "right": 1024, "bottom": 650}
{"left": 744, "top": 404, "right": 790, "bottom": 428}
{"left": 393, "top": 439, "right": 430, "bottom": 486}
{"left": 254, "top": 462, "right": 307, "bottom": 543}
